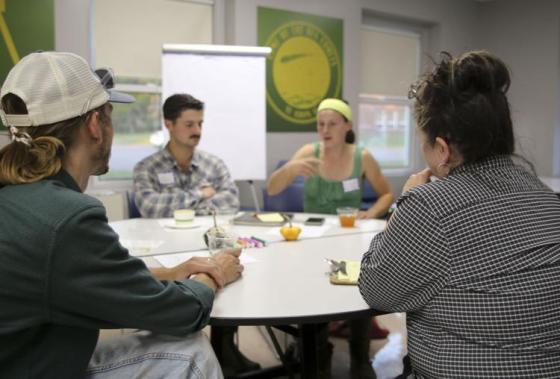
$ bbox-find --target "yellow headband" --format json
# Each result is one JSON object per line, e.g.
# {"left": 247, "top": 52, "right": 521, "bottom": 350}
{"left": 317, "top": 98, "right": 352, "bottom": 122}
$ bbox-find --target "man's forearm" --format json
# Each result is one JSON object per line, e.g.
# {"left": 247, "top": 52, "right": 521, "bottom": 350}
{"left": 149, "top": 267, "right": 217, "bottom": 293}
{"left": 149, "top": 267, "right": 174, "bottom": 280}
{"left": 191, "top": 273, "right": 218, "bottom": 293}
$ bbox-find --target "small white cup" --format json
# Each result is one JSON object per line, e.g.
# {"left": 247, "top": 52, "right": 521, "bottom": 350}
{"left": 174, "top": 209, "right": 195, "bottom": 223}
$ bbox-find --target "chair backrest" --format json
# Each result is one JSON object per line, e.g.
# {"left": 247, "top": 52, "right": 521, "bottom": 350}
{"left": 89, "top": 191, "right": 127, "bottom": 222}
{"left": 263, "top": 160, "right": 381, "bottom": 212}
{"left": 262, "top": 160, "right": 304, "bottom": 212}
{"left": 360, "top": 180, "right": 379, "bottom": 210}
{"left": 127, "top": 191, "right": 142, "bottom": 219}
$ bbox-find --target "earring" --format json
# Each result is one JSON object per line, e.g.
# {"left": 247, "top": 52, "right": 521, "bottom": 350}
{"left": 437, "top": 162, "right": 450, "bottom": 177}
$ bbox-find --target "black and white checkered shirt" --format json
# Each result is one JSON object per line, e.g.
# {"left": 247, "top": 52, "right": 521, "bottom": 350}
{"left": 133, "top": 147, "right": 239, "bottom": 217}
{"left": 359, "top": 155, "right": 560, "bottom": 378}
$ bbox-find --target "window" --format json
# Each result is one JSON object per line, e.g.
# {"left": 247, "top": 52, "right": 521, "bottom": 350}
{"left": 359, "top": 23, "right": 421, "bottom": 172}
{"left": 107, "top": 85, "right": 162, "bottom": 179}
{"left": 91, "top": 0, "right": 214, "bottom": 182}
{"left": 359, "top": 94, "right": 412, "bottom": 169}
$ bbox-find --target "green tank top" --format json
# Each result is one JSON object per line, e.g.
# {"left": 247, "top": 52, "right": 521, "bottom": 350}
{"left": 303, "top": 143, "right": 363, "bottom": 215}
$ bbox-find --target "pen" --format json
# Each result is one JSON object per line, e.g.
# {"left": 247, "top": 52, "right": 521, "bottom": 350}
{"left": 248, "top": 239, "right": 261, "bottom": 248}
{"left": 250, "top": 236, "right": 267, "bottom": 246}
{"left": 240, "top": 237, "right": 252, "bottom": 248}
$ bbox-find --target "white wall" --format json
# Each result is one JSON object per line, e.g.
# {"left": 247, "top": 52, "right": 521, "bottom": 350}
{"left": 475, "top": 0, "right": 560, "bottom": 176}
{"left": 52, "top": 0, "right": 559, "bottom": 209}
{"left": 54, "top": 0, "right": 90, "bottom": 61}
{"left": 226, "top": 0, "right": 478, "bottom": 206}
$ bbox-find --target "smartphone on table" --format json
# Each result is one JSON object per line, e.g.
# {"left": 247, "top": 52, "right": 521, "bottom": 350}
{"left": 304, "top": 217, "right": 325, "bottom": 226}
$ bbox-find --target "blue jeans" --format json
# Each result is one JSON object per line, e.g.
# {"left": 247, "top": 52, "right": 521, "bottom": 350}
{"left": 85, "top": 330, "right": 223, "bottom": 379}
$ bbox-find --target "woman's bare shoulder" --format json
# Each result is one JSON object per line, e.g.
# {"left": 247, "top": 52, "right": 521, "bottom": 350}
{"left": 292, "top": 143, "right": 316, "bottom": 159}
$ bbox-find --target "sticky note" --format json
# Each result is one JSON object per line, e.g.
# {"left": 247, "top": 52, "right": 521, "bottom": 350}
{"left": 256, "top": 213, "right": 285, "bottom": 223}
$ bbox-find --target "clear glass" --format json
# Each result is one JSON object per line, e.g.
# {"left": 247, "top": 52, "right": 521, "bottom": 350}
{"left": 336, "top": 207, "right": 358, "bottom": 228}
{"left": 207, "top": 233, "right": 237, "bottom": 257}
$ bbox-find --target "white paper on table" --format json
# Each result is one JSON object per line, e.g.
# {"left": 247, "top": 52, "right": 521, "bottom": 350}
{"left": 299, "top": 224, "right": 331, "bottom": 238}
{"left": 324, "top": 217, "right": 386, "bottom": 232}
{"left": 154, "top": 251, "right": 257, "bottom": 268}
{"left": 357, "top": 219, "right": 386, "bottom": 232}
{"left": 255, "top": 228, "right": 284, "bottom": 243}
{"left": 325, "top": 218, "right": 340, "bottom": 226}
{"left": 120, "top": 239, "right": 165, "bottom": 257}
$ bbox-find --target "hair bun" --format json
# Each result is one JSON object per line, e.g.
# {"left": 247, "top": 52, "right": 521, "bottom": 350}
{"left": 452, "top": 50, "right": 511, "bottom": 95}
{"left": 412, "top": 50, "right": 515, "bottom": 164}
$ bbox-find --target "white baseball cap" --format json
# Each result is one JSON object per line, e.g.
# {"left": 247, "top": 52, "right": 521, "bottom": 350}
{"left": 0, "top": 51, "right": 134, "bottom": 127}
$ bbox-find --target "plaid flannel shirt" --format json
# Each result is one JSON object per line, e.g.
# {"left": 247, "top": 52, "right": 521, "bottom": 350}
{"left": 132, "top": 147, "right": 239, "bottom": 218}
{"left": 359, "top": 155, "right": 560, "bottom": 378}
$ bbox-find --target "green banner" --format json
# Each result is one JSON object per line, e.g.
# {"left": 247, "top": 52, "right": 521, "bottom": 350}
{"left": 258, "top": 7, "right": 343, "bottom": 132}
{"left": 0, "top": 0, "right": 54, "bottom": 126}
{"left": 0, "top": 0, "right": 54, "bottom": 80}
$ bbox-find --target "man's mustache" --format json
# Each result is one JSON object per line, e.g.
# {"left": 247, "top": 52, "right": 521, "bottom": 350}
{"left": 190, "top": 135, "right": 201, "bottom": 139}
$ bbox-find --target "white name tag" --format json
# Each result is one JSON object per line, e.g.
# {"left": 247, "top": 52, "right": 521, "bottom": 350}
{"left": 157, "top": 172, "right": 175, "bottom": 185}
{"left": 342, "top": 178, "right": 360, "bottom": 193}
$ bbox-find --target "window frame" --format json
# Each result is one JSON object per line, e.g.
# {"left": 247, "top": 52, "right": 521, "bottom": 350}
{"left": 87, "top": 0, "right": 224, "bottom": 191}
{"left": 359, "top": 11, "right": 433, "bottom": 177}
{"left": 358, "top": 93, "right": 417, "bottom": 177}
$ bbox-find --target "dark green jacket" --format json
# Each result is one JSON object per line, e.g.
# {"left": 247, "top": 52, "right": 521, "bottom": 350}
{"left": 0, "top": 170, "right": 214, "bottom": 379}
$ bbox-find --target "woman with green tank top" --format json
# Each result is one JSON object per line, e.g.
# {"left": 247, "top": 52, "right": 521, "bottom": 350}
{"left": 304, "top": 141, "right": 363, "bottom": 214}
{"left": 267, "top": 99, "right": 394, "bottom": 378}
{"left": 268, "top": 99, "right": 393, "bottom": 219}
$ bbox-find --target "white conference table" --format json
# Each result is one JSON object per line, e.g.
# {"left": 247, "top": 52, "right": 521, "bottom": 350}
{"left": 109, "top": 213, "right": 386, "bottom": 378}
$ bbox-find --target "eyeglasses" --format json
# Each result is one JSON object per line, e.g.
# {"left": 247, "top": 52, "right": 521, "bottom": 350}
{"left": 94, "top": 68, "right": 115, "bottom": 89}
{"left": 407, "top": 84, "right": 418, "bottom": 100}
{"left": 80, "top": 67, "right": 115, "bottom": 116}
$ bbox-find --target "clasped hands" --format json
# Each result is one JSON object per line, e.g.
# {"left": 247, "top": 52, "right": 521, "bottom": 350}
{"left": 200, "top": 185, "right": 216, "bottom": 199}
{"left": 169, "top": 248, "right": 243, "bottom": 288}
{"left": 403, "top": 168, "right": 432, "bottom": 193}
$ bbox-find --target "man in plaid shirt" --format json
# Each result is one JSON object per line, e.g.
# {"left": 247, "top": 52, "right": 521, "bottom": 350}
{"left": 132, "top": 94, "right": 258, "bottom": 376}
{"left": 133, "top": 93, "right": 239, "bottom": 217}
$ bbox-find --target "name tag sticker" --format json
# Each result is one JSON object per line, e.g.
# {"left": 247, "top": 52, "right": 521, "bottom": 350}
{"left": 342, "top": 178, "right": 360, "bottom": 193}
{"left": 157, "top": 172, "right": 175, "bottom": 185}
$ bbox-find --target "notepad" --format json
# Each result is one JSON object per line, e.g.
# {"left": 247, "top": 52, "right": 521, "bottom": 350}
{"left": 232, "top": 212, "right": 291, "bottom": 226}
{"left": 329, "top": 260, "right": 360, "bottom": 285}
{"left": 256, "top": 213, "right": 285, "bottom": 223}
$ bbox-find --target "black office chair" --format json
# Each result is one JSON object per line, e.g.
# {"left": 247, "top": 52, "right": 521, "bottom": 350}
{"left": 263, "top": 160, "right": 380, "bottom": 213}
{"left": 126, "top": 191, "right": 142, "bottom": 219}
{"left": 262, "top": 160, "right": 304, "bottom": 212}
{"left": 360, "top": 180, "right": 379, "bottom": 210}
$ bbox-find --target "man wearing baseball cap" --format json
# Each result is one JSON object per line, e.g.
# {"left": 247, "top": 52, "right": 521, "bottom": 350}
{"left": 0, "top": 51, "right": 243, "bottom": 379}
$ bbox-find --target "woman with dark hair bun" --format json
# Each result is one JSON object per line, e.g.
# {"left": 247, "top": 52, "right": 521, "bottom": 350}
{"left": 412, "top": 50, "right": 514, "bottom": 166}
{"left": 359, "top": 50, "right": 560, "bottom": 378}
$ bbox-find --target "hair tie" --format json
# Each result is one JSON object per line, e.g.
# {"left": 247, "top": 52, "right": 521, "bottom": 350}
{"left": 9, "top": 125, "right": 33, "bottom": 146}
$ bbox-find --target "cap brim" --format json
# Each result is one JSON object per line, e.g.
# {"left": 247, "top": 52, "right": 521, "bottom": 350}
{"left": 108, "top": 89, "right": 135, "bottom": 103}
